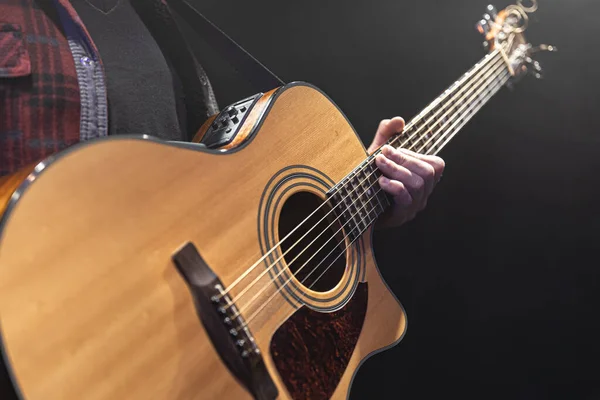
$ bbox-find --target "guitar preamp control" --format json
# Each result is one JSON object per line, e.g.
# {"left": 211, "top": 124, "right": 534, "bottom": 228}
{"left": 201, "top": 93, "right": 262, "bottom": 149}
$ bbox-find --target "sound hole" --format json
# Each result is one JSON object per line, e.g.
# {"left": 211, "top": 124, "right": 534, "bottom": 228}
{"left": 278, "top": 191, "right": 347, "bottom": 293}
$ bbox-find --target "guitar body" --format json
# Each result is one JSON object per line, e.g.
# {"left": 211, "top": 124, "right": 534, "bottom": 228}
{"left": 0, "top": 83, "right": 406, "bottom": 399}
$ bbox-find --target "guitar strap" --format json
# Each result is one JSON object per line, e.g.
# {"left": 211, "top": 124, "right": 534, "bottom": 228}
{"left": 168, "top": 0, "right": 286, "bottom": 92}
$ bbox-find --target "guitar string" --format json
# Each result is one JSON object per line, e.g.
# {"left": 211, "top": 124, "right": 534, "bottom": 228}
{"left": 218, "top": 50, "right": 503, "bottom": 302}
{"left": 228, "top": 179, "right": 386, "bottom": 320}
{"left": 391, "top": 51, "right": 509, "bottom": 152}
{"left": 227, "top": 182, "right": 385, "bottom": 318}
{"left": 225, "top": 54, "right": 507, "bottom": 311}
{"left": 415, "top": 41, "right": 516, "bottom": 155}
{"left": 272, "top": 14, "right": 531, "bottom": 290}
{"left": 230, "top": 64, "right": 510, "bottom": 322}
{"left": 219, "top": 53, "right": 505, "bottom": 310}
{"left": 393, "top": 53, "right": 502, "bottom": 149}
{"left": 232, "top": 60, "right": 508, "bottom": 317}
{"left": 235, "top": 65, "right": 511, "bottom": 319}
{"left": 233, "top": 189, "right": 383, "bottom": 331}
{"left": 407, "top": 62, "right": 509, "bottom": 154}
{"left": 236, "top": 68, "right": 511, "bottom": 330}
{"left": 217, "top": 49, "right": 504, "bottom": 302}
{"left": 296, "top": 8, "right": 532, "bottom": 298}
{"left": 416, "top": 39, "right": 514, "bottom": 155}
{"left": 423, "top": 70, "right": 510, "bottom": 157}
{"left": 305, "top": 70, "right": 512, "bottom": 290}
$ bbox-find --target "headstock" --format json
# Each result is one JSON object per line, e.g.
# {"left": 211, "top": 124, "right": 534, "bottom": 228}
{"left": 476, "top": 0, "right": 556, "bottom": 81}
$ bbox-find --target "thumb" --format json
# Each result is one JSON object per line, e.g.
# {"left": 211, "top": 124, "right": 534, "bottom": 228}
{"left": 367, "top": 116, "right": 405, "bottom": 154}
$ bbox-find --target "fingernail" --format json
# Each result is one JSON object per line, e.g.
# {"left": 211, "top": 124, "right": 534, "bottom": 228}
{"left": 380, "top": 177, "right": 389, "bottom": 185}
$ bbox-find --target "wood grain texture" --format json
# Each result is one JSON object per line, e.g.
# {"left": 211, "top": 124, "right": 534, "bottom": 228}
{"left": 0, "top": 83, "right": 407, "bottom": 399}
{"left": 330, "top": 228, "right": 406, "bottom": 400}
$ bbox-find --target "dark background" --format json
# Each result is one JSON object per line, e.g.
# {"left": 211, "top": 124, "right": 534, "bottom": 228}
{"left": 178, "top": 0, "right": 600, "bottom": 398}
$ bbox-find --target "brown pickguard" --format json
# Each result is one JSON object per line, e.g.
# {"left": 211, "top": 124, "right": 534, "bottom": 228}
{"left": 270, "top": 283, "right": 368, "bottom": 400}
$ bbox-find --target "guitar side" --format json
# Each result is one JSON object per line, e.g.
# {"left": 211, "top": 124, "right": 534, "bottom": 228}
{"left": 0, "top": 83, "right": 406, "bottom": 399}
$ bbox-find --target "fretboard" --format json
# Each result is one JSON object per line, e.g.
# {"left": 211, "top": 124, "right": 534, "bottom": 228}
{"left": 327, "top": 49, "right": 511, "bottom": 239}
{"left": 396, "top": 49, "right": 510, "bottom": 156}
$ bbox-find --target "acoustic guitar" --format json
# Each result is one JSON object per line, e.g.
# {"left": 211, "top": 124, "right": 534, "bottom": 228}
{"left": 0, "top": 3, "right": 554, "bottom": 399}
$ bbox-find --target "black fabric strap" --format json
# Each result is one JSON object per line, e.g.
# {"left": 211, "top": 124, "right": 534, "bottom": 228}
{"left": 168, "top": 0, "right": 285, "bottom": 92}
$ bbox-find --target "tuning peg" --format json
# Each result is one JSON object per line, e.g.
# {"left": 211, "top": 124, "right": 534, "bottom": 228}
{"left": 522, "top": 55, "right": 544, "bottom": 79}
{"left": 486, "top": 4, "right": 498, "bottom": 20}
{"left": 530, "top": 44, "right": 558, "bottom": 54}
{"left": 525, "top": 44, "right": 556, "bottom": 79}
{"left": 476, "top": 19, "right": 490, "bottom": 35}
{"left": 527, "top": 59, "right": 543, "bottom": 79}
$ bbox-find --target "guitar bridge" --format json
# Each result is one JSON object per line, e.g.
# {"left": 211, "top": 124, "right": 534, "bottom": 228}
{"left": 211, "top": 284, "right": 259, "bottom": 359}
{"left": 172, "top": 242, "right": 277, "bottom": 400}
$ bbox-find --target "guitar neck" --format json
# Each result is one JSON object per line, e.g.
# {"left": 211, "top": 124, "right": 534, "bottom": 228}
{"left": 328, "top": 50, "right": 511, "bottom": 237}
{"left": 391, "top": 49, "right": 511, "bottom": 155}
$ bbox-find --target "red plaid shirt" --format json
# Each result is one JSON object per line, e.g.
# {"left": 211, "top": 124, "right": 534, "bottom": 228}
{"left": 0, "top": 0, "right": 217, "bottom": 176}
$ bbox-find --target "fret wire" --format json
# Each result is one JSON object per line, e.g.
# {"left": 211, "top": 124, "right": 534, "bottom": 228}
{"left": 423, "top": 111, "right": 435, "bottom": 153}
{"left": 368, "top": 161, "right": 387, "bottom": 215}
{"left": 428, "top": 71, "right": 511, "bottom": 156}
{"left": 397, "top": 51, "right": 504, "bottom": 153}
{"left": 426, "top": 69, "right": 510, "bottom": 156}
{"left": 361, "top": 207, "right": 377, "bottom": 237}
{"left": 364, "top": 163, "right": 384, "bottom": 215}
{"left": 375, "top": 165, "right": 389, "bottom": 209}
{"left": 419, "top": 63, "right": 507, "bottom": 153}
{"left": 352, "top": 197, "right": 378, "bottom": 242}
{"left": 405, "top": 50, "right": 501, "bottom": 131}
{"left": 410, "top": 58, "right": 508, "bottom": 154}
{"left": 338, "top": 61, "right": 509, "bottom": 234}
{"left": 324, "top": 50, "right": 506, "bottom": 240}
{"left": 237, "top": 54, "right": 508, "bottom": 310}
{"left": 441, "top": 94, "right": 455, "bottom": 132}
{"left": 354, "top": 173, "right": 368, "bottom": 233}
{"left": 223, "top": 51, "right": 510, "bottom": 318}
{"left": 360, "top": 172, "right": 373, "bottom": 229}
{"left": 336, "top": 164, "right": 381, "bottom": 238}
{"left": 242, "top": 59, "right": 502, "bottom": 323}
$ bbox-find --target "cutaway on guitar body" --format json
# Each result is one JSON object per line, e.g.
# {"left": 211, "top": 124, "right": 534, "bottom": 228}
{"left": 0, "top": 0, "right": 554, "bottom": 393}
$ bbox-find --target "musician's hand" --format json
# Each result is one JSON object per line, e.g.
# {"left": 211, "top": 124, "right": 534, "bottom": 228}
{"left": 367, "top": 117, "right": 445, "bottom": 228}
